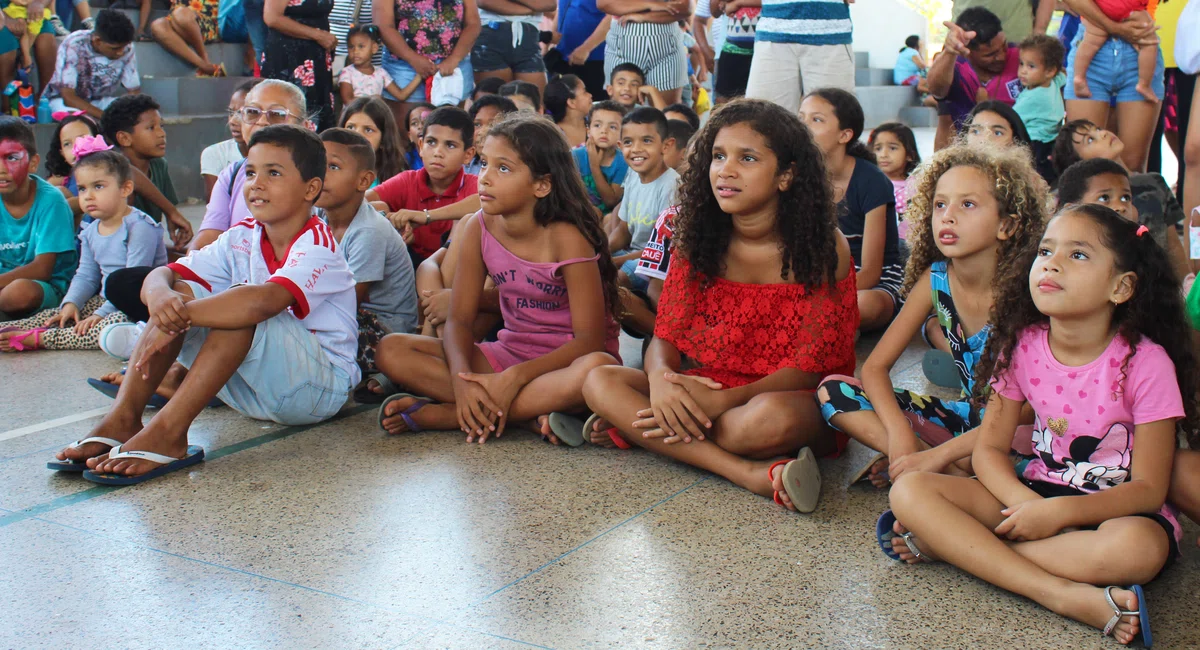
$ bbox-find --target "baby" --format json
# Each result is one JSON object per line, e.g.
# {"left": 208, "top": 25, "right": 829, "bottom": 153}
{"left": 1072, "top": 0, "right": 1158, "bottom": 102}
{"left": 4, "top": 0, "right": 52, "bottom": 70}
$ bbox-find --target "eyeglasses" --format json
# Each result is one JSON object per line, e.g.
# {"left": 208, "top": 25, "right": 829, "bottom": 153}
{"left": 239, "top": 106, "right": 303, "bottom": 124}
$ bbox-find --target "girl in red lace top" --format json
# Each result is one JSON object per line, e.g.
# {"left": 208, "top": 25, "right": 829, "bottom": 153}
{"left": 582, "top": 99, "right": 860, "bottom": 511}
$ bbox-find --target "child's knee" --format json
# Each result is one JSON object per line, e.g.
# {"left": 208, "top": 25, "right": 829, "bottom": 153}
{"left": 888, "top": 471, "right": 940, "bottom": 513}
{"left": 582, "top": 363, "right": 630, "bottom": 405}
{"left": 0, "top": 280, "right": 42, "bottom": 313}
{"left": 574, "top": 351, "right": 618, "bottom": 374}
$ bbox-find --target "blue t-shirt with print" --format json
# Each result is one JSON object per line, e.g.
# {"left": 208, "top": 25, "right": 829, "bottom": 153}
{"left": 572, "top": 145, "right": 629, "bottom": 213}
{"left": 0, "top": 175, "right": 78, "bottom": 295}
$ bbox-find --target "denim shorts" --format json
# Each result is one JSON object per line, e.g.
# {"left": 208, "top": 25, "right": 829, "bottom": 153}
{"left": 380, "top": 53, "right": 475, "bottom": 103}
{"left": 1064, "top": 30, "right": 1164, "bottom": 103}
{"left": 471, "top": 21, "right": 545, "bottom": 74}
{"left": 177, "top": 282, "right": 352, "bottom": 426}
{"left": 619, "top": 257, "right": 649, "bottom": 293}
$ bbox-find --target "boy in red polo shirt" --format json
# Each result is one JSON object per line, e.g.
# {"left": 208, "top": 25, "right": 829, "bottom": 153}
{"left": 366, "top": 107, "right": 480, "bottom": 265}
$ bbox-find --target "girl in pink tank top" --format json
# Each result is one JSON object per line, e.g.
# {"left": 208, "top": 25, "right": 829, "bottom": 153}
{"left": 374, "top": 114, "right": 622, "bottom": 446}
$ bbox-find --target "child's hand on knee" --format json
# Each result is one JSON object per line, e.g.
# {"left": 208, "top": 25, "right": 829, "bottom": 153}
{"left": 889, "top": 446, "right": 950, "bottom": 481}
{"left": 73, "top": 314, "right": 104, "bottom": 336}
{"left": 453, "top": 374, "right": 501, "bottom": 442}
{"left": 46, "top": 304, "right": 79, "bottom": 329}
{"left": 647, "top": 371, "right": 714, "bottom": 443}
{"left": 995, "top": 498, "right": 1067, "bottom": 542}
{"left": 146, "top": 288, "right": 192, "bottom": 334}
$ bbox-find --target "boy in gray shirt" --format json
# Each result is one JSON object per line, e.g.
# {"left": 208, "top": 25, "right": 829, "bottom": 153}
{"left": 609, "top": 107, "right": 678, "bottom": 293}
{"left": 318, "top": 129, "right": 417, "bottom": 390}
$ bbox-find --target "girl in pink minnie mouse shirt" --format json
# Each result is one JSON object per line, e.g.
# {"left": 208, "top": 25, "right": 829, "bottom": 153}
{"left": 880, "top": 204, "right": 1198, "bottom": 647}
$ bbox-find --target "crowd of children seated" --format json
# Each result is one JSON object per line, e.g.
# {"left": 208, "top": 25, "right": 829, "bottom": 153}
{"left": 1, "top": 5, "right": 1199, "bottom": 646}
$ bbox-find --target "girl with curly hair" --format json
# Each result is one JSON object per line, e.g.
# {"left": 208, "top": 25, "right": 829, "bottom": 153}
{"left": 883, "top": 203, "right": 1198, "bottom": 647}
{"left": 375, "top": 113, "right": 622, "bottom": 445}
{"left": 799, "top": 88, "right": 905, "bottom": 332}
{"left": 581, "top": 99, "right": 859, "bottom": 513}
{"left": 817, "top": 144, "right": 1047, "bottom": 491}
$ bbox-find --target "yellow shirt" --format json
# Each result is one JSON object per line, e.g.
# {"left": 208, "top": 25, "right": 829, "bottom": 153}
{"left": 1156, "top": 0, "right": 1183, "bottom": 69}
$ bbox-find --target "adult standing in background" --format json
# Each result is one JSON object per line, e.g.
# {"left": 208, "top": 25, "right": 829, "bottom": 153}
{"left": 1062, "top": 0, "right": 1162, "bottom": 171}
{"left": 375, "top": 0, "right": 480, "bottom": 119}
{"left": 598, "top": 0, "right": 691, "bottom": 106}
{"left": 261, "top": 0, "right": 336, "bottom": 130}
{"left": 743, "top": 0, "right": 854, "bottom": 113}
{"left": 550, "top": 0, "right": 610, "bottom": 99}
{"left": 952, "top": 0, "right": 1053, "bottom": 44}
{"left": 473, "top": 0, "right": 555, "bottom": 92}
{"left": 927, "top": 8, "right": 1020, "bottom": 150}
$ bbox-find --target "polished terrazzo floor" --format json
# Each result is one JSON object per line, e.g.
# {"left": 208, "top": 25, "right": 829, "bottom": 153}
{"left": 3, "top": 329, "right": 1198, "bottom": 649}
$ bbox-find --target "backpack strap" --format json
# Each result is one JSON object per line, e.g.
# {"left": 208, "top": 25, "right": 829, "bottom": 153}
{"left": 228, "top": 159, "right": 245, "bottom": 199}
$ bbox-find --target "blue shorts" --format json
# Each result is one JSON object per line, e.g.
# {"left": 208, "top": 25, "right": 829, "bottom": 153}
{"left": 379, "top": 54, "right": 474, "bottom": 104}
{"left": 177, "top": 282, "right": 352, "bottom": 426}
{"left": 1064, "top": 30, "right": 1164, "bottom": 103}
{"left": 471, "top": 22, "right": 545, "bottom": 74}
{"left": 619, "top": 257, "right": 649, "bottom": 293}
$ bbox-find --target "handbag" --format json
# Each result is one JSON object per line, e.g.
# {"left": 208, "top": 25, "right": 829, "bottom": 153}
{"left": 1178, "top": 0, "right": 1200, "bottom": 74}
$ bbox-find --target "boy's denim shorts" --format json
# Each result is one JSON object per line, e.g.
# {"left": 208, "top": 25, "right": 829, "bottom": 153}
{"left": 177, "top": 281, "right": 352, "bottom": 426}
{"left": 380, "top": 52, "right": 474, "bottom": 104}
{"left": 1064, "top": 30, "right": 1164, "bottom": 103}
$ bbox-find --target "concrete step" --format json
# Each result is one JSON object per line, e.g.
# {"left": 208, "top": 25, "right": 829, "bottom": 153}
{"left": 141, "top": 76, "right": 254, "bottom": 115}
{"left": 855, "top": 68, "right": 893, "bottom": 87}
{"left": 899, "top": 105, "right": 938, "bottom": 128}
{"left": 33, "top": 113, "right": 229, "bottom": 202}
{"left": 134, "top": 41, "right": 252, "bottom": 79}
{"left": 854, "top": 85, "right": 918, "bottom": 128}
{"left": 104, "top": 7, "right": 172, "bottom": 28}
{"left": 854, "top": 50, "right": 869, "bottom": 69}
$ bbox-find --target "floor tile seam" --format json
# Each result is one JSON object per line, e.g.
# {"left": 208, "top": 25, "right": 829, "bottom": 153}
{"left": 0, "top": 404, "right": 378, "bottom": 529}
{"left": 473, "top": 475, "right": 711, "bottom": 604}
{"left": 23, "top": 514, "right": 555, "bottom": 649}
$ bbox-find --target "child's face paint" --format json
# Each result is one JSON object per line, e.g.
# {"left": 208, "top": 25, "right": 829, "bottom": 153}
{"left": 0, "top": 140, "right": 31, "bottom": 191}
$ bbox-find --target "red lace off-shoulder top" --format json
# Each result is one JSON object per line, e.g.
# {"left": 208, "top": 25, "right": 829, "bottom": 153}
{"left": 652, "top": 255, "right": 860, "bottom": 389}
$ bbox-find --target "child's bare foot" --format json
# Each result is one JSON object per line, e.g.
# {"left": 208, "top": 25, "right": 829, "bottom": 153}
{"left": 1063, "top": 585, "right": 1142, "bottom": 645}
{"left": 55, "top": 410, "right": 141, "bottom": 463}
{"left": 86, "top": 421, "right": 189, "bottom": 477}
{"left": 531, "top": 415, "right": 561, "bottom": 445}
{"left": 99, "top": 363, "right": 187, "bottom": 401}
{"left": 867, "top": 456, "right": 890, "bottom": 488}
{"left": 1074, "top": 74, "right": 1092, "bottom": 98}
{"left": 769, "top": 461, "right": 794, "bottom": 508}
{"left": 586, "top": 415, "right": 617, "bottom": 447}
{"left": 1136, "top": 81, "right": 1158, "bottom": 102}
{"left": 890, "top": 519, "right": 939, "bottom": 563}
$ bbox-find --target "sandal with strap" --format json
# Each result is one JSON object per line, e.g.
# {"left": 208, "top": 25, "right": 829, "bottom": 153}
{"left": 46, "top": 436, "right": 123, "bottom": 472}
{"left": 1103, "top": 584, "right": 1152, "bottom": 647}
{"left": 82, "top": 444, "right": 205, "bottom": 485}
{"left": 5, "top": 327, "right": 46, "bottom": 351}
{"left": 582, "top": 412, "right": 630, "bottom": 449}
{"left": 197, "top": 62, "right": 227, "bottom": 78}
{"left": 378, "top": 393, "right": 431, "bottom": 434}
{"left": 767, "top": 448, "right": 822, "bottom": 513}
{"left": 876, "top": 509, "right": 932, "bottom": 563}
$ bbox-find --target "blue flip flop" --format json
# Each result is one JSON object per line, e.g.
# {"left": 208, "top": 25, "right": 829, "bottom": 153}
{"left": 1103, "top": 584, "right": 1152, "bottom": 647}
{"left": 46, "top": 436, "right": 122, "bottom": 472}
{"left": 876, "top": 510, "right": 904, "bottom": 561}
{"left": 82, "top": 444, "right": 205, "bottom": 485}
{"left": 87, "top": 375, "right": 223, "bottom": 409}
{"left": 378, "top": 393, "right": 430, "bottom": 434}
{"left": 921, "top": 349, "right": 961, "bottom": 390}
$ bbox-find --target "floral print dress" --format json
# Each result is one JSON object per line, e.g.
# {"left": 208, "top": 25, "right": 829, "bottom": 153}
{"left": 391, "top": 0, "right": 464, "bottom": 63}
{"left": 262, "top": 0, "right": 335, "bottom": 130}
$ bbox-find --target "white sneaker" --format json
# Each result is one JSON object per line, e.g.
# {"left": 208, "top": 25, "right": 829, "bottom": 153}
{"left": 98, "top": 321, "right": 144, "bottom": 361}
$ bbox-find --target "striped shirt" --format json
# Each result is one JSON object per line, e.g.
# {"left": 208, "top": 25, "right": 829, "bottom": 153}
{"left": 756, "top": 0, "right": 852, "bottom": 45}
{"left": 329, "top": 0, "right": 382, "bottom": 63}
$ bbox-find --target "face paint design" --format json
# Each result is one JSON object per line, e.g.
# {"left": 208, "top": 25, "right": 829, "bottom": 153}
{"left": 0, "top": 140, "right": 30, "bottom": 188}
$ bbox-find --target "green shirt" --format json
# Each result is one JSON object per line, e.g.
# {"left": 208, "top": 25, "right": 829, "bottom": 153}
{"left": 0, "top": 175, "right": 78, "bottom": 294}
{"left": 1014, "top": 73, "right": 1066, "bottom": 143}
{"left": 131, "top": 157, "right": 178, "bottom": 224}
{"left": 1188, "top": 275, "right": 1200, "bottom": 331}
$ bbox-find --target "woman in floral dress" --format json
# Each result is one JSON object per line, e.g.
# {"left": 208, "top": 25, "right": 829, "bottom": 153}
{"left": 374, "top": 0, "right": 480, "bottom": 115}
{"left": 262, "top": 0, "right": 337, "bottom": 130}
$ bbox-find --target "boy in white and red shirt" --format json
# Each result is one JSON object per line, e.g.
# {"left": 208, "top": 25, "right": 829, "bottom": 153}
{"left": 55, "top": 126, "right": 358, "bottom": 486}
